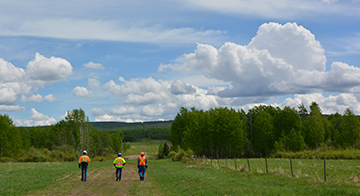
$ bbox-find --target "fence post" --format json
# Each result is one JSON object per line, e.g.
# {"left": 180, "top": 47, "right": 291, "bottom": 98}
{"left": 265, "top": 158, "right": 268, "bottom": 173}
{"left": 290, "top": 159, "right": 293, "bottom": 177}
{"left": 247, "top": 158, "right": 250, "bottom": 171}
{"left": 324, "top": 159, "right": 326, "bottom": 182}
{"left": 235, "top": 158, "right": 237, "bottom": 170}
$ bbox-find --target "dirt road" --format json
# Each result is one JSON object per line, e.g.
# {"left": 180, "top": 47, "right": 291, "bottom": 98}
{"left": 29, "top": 160, "right": 157, "bottom": 196}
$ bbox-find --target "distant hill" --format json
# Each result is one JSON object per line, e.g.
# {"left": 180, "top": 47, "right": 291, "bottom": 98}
{"left": 90, "top": 120, "right": 173, "bottom": 131}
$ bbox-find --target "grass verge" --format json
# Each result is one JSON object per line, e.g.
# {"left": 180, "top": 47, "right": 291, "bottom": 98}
{"left": 148, "top": 159, "right": 360, "bottom": 196}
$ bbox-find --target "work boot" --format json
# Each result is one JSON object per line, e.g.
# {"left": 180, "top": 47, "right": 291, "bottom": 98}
{"left": 116, "top": 177, "right": 118, "bottom": 181}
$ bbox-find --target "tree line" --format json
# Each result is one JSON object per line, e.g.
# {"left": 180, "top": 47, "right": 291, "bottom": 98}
{"left": 119, "top": 128, "right": 170, "bottom": 142}
{"left": 0, "top": 109, "right": 124, "bottom": 162}
{"left": 170, "top": 102, "right": 360, "bottom": 158}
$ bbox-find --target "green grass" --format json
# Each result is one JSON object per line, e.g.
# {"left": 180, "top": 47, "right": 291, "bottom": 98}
{"left": 0, "top": 160, "right": 114, "bottom": 195}
{"left": 124, "top": 139, "right": 168, "bottom": 156}
{"left": 149, "top": 159, "right": 360, "bottom": 195}
{"left": 3, "top": 140, "right": 360, "bottom": 196}
{"left": 0, "top": 162, "right": 77, "bottom": 195}
{"left": 202, "top": 158, "right": 360, "bottom": 185}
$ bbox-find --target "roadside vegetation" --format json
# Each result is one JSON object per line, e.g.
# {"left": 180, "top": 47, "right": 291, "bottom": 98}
{"left": 2, "top": 155, "right": 360, "bottom": 195}
{"left": 170, "top": 103, "right": 360, "bottom": 159}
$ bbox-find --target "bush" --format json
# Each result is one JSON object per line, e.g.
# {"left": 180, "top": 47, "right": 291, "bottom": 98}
{"left": 167, "top": 151, "right": 176, "bottom": 159}
{"left": 172, "top": 149, "right": 186, "bottom": 162}
{"left": 0, "top": 157, "right": 13, "bottom": 162}
{"left": 185, "top": 149, "right": 194, "bottom": 158}
{"left": 157, "top": 143, "right": 165, "bottom": 159}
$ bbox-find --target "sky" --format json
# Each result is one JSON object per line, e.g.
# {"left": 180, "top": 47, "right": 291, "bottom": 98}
{"left": 1, "top": 0, "right": 360, "bottom": 126}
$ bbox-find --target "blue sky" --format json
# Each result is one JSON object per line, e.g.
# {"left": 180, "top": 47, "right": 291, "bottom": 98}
{"left": 1, "top": 0, "right": 360, "bottom": 126}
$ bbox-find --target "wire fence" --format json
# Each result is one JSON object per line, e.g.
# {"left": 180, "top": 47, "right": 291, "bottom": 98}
{"left": 184, "top": 156, "right": 360, "bottom": 183}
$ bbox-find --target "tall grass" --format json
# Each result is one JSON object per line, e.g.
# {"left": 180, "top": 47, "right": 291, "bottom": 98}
{"left": 149, "top": 159, "right": 360, "bottom": 195}
{"left": 272, "top": 148, "right": 360, "bottom": 159}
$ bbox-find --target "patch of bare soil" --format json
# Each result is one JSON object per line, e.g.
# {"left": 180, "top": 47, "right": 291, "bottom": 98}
{"left": 349, "top": 174, "right": 359, "bottom": 183}
{"left": 65, "top": 162, "right": 140, "bottom": 196}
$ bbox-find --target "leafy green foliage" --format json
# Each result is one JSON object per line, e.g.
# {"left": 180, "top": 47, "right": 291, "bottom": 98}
{"left": 0, "top": 109, "right": 125, "bottom": 162}
{"left": 163, "top": 142, "right": 170, "bottom": 157}
{"left": 170, "top": 103, "right": 360, "bottom": 158}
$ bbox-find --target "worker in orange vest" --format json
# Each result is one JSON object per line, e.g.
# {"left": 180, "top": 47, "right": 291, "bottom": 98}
{"left": 138, "top": 152, "right": 147, "bottom": 181}
{"left": 78, "top": 150, "right": 91, "bottom": 182}
{"left": 113, "top": 153, "right": 126, "bottom": 181}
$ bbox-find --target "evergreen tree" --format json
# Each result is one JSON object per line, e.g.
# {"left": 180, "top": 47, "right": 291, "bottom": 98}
{"left": 163, "top": 142, "right": 170, "bottom": 157}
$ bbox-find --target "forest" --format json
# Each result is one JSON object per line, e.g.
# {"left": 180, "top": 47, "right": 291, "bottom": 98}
{"left": 170, "top": 102, "right": 360, "bottom": 158}
{"left": 0, "top": 109, "right": 124, "bottom": 162}
{"left": 0, "top": 108, "right": 171, "bottom": 162}
{"left": 2, "top": 101, "right": 360, "bottom": 162}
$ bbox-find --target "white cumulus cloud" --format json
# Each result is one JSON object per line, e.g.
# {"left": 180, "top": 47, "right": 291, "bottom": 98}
{"left": 84, "top": 62, "right": 104, "bottom": 69}
{"left": 0, "top": 105, "right": 26, "bottom": 112}
{"left": 110, "top": 106, "right": 138, "bottom": 115}
{"left": 21, "top": 94, "right": 58, "bottom": 102}
{"left": 72, "top": 86, "right": 95, "bottom": 98}
{"left": 16, "top": 108, "right": 56, "bottom": 126}
{"left": 162, "top": 22, "right": 360, "bottom": 98}
{"left": 26, "top": 53, "right": 73, "bottom": 84}
{"left": 170, "top": 80, "right": 197, "bottom": 95}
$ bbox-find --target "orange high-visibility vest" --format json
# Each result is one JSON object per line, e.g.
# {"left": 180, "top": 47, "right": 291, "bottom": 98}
{"left": 139, "top": 157, "right": 146, "bottom": 166}
{"left": 79, "top": 155, "right": 90, "bottom": 163}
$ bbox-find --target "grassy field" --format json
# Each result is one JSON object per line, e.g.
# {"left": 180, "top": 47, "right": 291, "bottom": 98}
{"left": 199, "top": 157, "right": 360, "bottom": 185}
{"left": 2, "top": 140, "right": 360, "bottom": 195}
{"left": 0, "top": 162, "right": 78, "bottom": 195}
{"left": 124, "top": 139, "right": 167, "bottom": 156}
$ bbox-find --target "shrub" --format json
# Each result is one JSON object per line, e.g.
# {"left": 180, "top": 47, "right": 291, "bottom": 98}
{"left": 0, "top": 157, "right": 13, "bottom": 162}
{"left": 167, "top": 151, "right": 176, "bottom": 158}
{"left": 172, "top": 149, "right": 186, "bottom": 161}
{"left": 185, "top": 149, "right": 194, "bottom": 158}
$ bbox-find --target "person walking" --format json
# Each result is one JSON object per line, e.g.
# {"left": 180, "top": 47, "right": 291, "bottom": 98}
{"left": 113, "top": 153, "right": 126, "bottom": 181}
{"left": 138, "top": 152, "right": 147, "bottom": 181}
{"left": 78, "top": 150, "right": 90, "bottom": 182}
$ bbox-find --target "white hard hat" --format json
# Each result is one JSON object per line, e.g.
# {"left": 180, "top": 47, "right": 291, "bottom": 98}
{"left": 83, "top": 150, "right": 87, "bottom": 154}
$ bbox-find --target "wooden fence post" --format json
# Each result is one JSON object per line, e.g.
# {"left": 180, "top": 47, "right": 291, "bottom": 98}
{"left": 247, "top": 158, "right": 250, "bottom": 171}
{"left": 265, "top": 158, "right": 268, "bottom": 173}
{"left": 235, "top": 158, "right": 237, "bottom": 170}
{"left": 290, "top": 159, "right": 293, "bottom": 177}
{"left": 324, "top": 159, "right": 326, "bottom": 182}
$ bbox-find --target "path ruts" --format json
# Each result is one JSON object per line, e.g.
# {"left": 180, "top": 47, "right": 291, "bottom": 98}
{"left": 28, "top": 160, "right": 155, "bottom": 196}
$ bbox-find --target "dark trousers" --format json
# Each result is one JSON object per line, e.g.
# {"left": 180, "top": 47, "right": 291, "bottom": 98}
{"left": 138, "top": 166, "right": 146, "bottom": 179}
{"left": 115, "top": 167, "right": 123, "bottom": 180}
{"left": 81, "top": 166, "right": 88, "bottom": 181}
